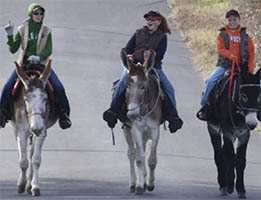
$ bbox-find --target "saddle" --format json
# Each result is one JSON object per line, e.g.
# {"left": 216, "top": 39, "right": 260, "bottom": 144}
{"left": 203, "top": 69, "right": 240, "bottom": 122}
{"left": 209, "top": 71, "right": 231, "bottom": 105}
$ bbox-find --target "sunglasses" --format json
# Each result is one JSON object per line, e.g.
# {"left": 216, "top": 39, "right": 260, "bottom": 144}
{"left": 33, "top": 12, "right": 44, "bottom": 16}
{"left": 145, "top": 17, "right": 156, "bottom": 22}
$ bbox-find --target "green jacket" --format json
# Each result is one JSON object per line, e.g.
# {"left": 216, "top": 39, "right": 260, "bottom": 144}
{"left": 7, "top": 3, "right": 52, "bottom": 65}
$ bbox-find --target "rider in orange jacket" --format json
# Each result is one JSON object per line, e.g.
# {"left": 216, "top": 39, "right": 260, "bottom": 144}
{"left": 197, "top": 9, "right": 255, "bottom": 120}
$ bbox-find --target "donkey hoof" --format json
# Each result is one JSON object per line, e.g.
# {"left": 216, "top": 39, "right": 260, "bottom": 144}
{"left": 238, "top": 192, "right": 246, "bottom": 199}
{"left": 129, "top": 185, "right": 135, "bottom": 193}
{"left": 26, "top": 185, "right": 32, "bottom": 194}
{"left": 18, "top": 184, "right": 26, "bottom": 193}
{"left": 227, "top": 185, "right": 234, "bottom": 194}
{"left": 219, "top": 187, "right": 227, "bottom": 196}
{"left": 147, "top": 185, "right": 155, "bottom": 192}
{"left": 135, "top": 186, "right": 144, "bottom": 195}
{"left": 143, "top": 183, "right": 147, "bottom": 191}
{"left": 32, "top": 188, "right": 40, "bottom": 197}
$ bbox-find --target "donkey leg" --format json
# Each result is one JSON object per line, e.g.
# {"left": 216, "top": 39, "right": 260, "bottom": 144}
{"left": 17, "top": 134, "right": 29, "bottom": 194}
{"left": 30, "top": 134, "right": 45, "bottom": 196}
{"left": 26, "top": 140, "right": 34, "bottom": 194}
{"left": 132, "top": 127, "right": 146, "bottom": 195}
{"left": 223, "top": 134, "right": 236, "bottom": 195}
{"left": 207, "top": 124, "right": 226, "bottom": 193}
{"left": 235, "top": 131, "right": 250, "bottom": 199}
{"left": 147, "top": 128, "right": 159, "bottom": 192}
{"left": 123, "top": 127, "right": 136, "bottom": 193}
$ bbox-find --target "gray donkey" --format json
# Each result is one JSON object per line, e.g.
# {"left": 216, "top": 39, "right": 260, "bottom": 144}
{"left": 121, "top": 49, "right": 163, "bottom": 195}
{"left": 11, "top": 60, "right": 57, "bottom": 196}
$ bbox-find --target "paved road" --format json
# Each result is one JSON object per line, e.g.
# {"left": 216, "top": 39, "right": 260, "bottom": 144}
{"left": 0, "top": 0, "right": 260, "bottom": 199}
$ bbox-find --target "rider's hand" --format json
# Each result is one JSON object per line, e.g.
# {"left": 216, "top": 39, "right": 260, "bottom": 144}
{"left": 27, "top": 55, "right": 40, "bottom": 64}
{"left": 144, "top": 50, "right": 150, "bottom": 60}
{"left": 4, "top": 21, "right": 14, "bottom": 36}
{"left": 127, "top": 54, "right": 133, "bottom": 60}
{"left": 229, "top": 55, "right": 237, "bottom": 60}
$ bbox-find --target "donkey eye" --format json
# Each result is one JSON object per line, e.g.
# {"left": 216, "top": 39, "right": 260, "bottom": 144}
{"left": 140, "top": 86, "right": 145, "bottom": 90}
{"left": 241, "top": 93, "right": 248, "bottom": 103}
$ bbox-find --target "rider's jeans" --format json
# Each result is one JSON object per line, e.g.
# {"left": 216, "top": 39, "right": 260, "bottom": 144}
{"left": 0, "top": 69, "right": 70, "bottom": 116}
{"left": 110, "top": 68, "right": 177, "bottom": 112}
{"left": 200, "top": 66, "right": 226, "bottom": 106}
{"left": 0, "top": 70, "right": 17, "bottom": 111}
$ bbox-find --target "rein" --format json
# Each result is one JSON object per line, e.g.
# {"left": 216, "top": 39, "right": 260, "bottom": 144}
{"left": 143, "top": 68, "right": 161, "bottom": 118}
{"left": 229, "top": 59, "right": 241, "bottom": 99}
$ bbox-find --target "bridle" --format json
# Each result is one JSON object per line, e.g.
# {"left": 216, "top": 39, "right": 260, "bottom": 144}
{"left": 228, "top": 72, "right": 260, "bottom": 128}
{"left": 238, "top": 83, "right": 260, "bottom": 112}
{"left": 27, "top": 112, "right": 46, "bottom": 119}
{"left": 127, "top": 68, "right": 161, "bottom": 118}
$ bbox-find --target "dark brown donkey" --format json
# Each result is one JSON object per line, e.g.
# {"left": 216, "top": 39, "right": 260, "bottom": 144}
{"left": 11, "top": 60, "right": 58, "bottom": 197}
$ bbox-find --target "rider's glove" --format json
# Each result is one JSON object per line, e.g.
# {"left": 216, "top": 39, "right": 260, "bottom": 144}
{"left": 127, "top": 54, "right": 133, "bottom": 60}
{"left": 27, "top": 55, "right": 40, "bottom": 64}
{"left": 4, "top": 21, "right": 14, "bottom": 36}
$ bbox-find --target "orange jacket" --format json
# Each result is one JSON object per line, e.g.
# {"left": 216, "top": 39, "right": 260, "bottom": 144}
{"left": 217, "top": 25, "right": 255, "bottom": 73}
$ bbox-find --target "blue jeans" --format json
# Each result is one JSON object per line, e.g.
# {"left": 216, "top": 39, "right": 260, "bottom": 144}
{"left": 0, "top": 69, "right": 70, "bottom": 115}
{"left": 111, "top": 68, "right": 177, "bottom": 112}
{"left": 201, "top": 66, "right": 226, "bottom": 106}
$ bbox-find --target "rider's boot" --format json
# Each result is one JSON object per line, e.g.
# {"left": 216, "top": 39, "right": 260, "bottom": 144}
{"left": 103, "top": 91, "right": 125, "bottom": 129}
{"left": 58, "top": 109, "right": 71, "bottom": 129}
{"left": 196, "top": 103, "right": 211, "bottom": 121}
{"left": 0, "top": 109, "right": 8, "bottom": 128}
{"left": 163, "top": 97, "right": 183, "bottom": 133}
{"left": 103, "top": 108, "right": 118, "bottom": 129}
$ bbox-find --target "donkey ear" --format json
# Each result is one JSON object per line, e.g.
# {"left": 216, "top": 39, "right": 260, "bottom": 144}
{"left": 143, "top": 49, "right": 156, "bottom": 72}
{"left": 14, "top": 61, "right": 29, "bottom": 89}
{"left": 39, "top": 59, "right": 52, "bottom": 87}
{"left": 120, "top": 48, "right": 128, "bottom": 69}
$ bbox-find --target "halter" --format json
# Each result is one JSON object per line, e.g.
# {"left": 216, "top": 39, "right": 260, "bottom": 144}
{"left": 228, "top": 68, "right": 260, "bottom": 128}
{"left": 27, "top": 112, "right": 46, "bottom": 118}
{"left": 238, "top": 83, "right": 260, "bottom": 112}
{"left": 127, "top": 67, "right": 161, "bottom": 118}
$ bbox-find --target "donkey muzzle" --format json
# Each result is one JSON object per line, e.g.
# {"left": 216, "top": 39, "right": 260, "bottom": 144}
{"left": 245, "top": 112, "right": 258, "bottom": 130}
{"left": 127, "top": 103, "right": 141, "bottom": 121}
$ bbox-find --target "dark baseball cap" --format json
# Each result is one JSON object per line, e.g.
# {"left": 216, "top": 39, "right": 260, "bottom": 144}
{"left": 144, "top": 11, "right": 162, "bottom": 19}
{"left": 225, "top": 9, "right": 240, "bottom": 18}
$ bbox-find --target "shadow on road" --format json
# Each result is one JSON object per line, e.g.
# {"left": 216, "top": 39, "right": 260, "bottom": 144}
{"left": 1, "top": 178, "right": 261, "bottom": 200}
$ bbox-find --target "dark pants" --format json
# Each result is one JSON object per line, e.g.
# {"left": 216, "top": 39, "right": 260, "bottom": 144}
{"left": 0, "top": 69, "right": 70, "bottom": 116}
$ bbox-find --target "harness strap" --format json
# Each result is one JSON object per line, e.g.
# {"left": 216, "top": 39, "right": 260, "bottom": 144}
{"left": 143, "top": 68, "right": 162, "bottom": 118}
{"left": 229, "top": 59, "right": 241, "bottom": 99}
